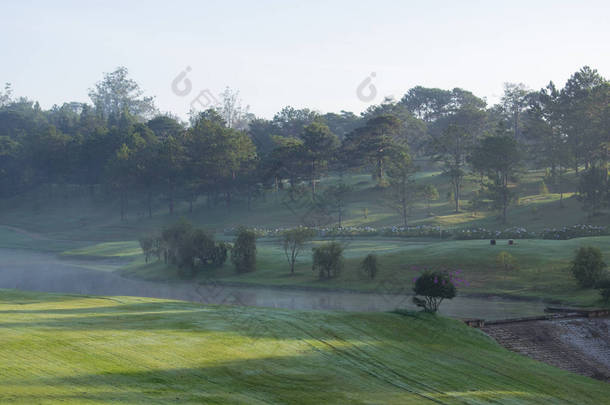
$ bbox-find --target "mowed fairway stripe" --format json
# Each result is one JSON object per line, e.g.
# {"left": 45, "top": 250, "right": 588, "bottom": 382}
{"left": 0, "top": 290, "right": 608, "bottom": 404}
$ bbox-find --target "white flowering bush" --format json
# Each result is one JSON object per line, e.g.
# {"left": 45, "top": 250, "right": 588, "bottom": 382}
{"left": 224, "top": 224, "right": 607, "bottom": 241}
{"left": 539, "top": 224, "right": 608, "bottom": 240}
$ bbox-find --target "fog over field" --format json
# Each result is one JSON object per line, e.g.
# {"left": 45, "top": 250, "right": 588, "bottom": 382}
{"left": 0, "top": 1, "right": 609, "bottom": 404}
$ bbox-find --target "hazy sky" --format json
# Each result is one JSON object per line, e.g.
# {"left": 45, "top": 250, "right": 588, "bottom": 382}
{"left": 1, "top": 0, "right": 608, "bottom": 119}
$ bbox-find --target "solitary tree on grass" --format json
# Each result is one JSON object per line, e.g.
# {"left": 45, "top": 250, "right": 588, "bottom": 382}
{"left": 282, "top": 227, "right": 315, "bottom": 275}
{"left": 571, "top": 246, "right": 606, "bottom": 288}
{"left": 361, "top": 253, "right": 379, "bottom": 280}
{"left": 413, "top": 271, "right": 457, "bottom": 312}
{"left": 312, "top": 242, "right": 344, "bottom": 279}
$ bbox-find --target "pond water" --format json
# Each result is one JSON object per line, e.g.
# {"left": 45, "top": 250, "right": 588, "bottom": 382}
{"left": 0, "top": 248, "right": 547, "bottom": 320}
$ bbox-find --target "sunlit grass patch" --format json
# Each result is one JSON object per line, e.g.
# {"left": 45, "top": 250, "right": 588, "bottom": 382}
{"left": 0, "top": 290, "right": 607, "bottom": 404}
{"left": 63, "top": 241, "right": 142, "bottom": 259}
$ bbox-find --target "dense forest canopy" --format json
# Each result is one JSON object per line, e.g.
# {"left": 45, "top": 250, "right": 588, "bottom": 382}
{"left": 0, "top": 66, "right": 608, "bottom": 221}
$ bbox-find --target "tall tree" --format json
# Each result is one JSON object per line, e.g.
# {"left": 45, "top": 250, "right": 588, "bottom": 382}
{"left": 427, "top": 103, "right": 487, "bottom": 212}
{"left": 470, "top": 135, "right": 522, "bottom": 223}
{"left": 559, "top": 66, "right": 607, "bottom": 171}
{"left": 214, "top": 87, "right": 253, "bottom": 130}
{"left": 88, "top": 66, "right": 157, "bottom": 121}
{"left": 578, "top": 167, "right": 609, "bottom": 217}
{"left": 500, "top": 82, "right": 530, "bottom": 141}
{"left": 322, "top": 183, "right": 352, "bottom": 227}
{"left": 526, "top": 82, "right": 573, "bottom": 206}
{"left": 0, "top": 83, "right": 13, "bottom": 107}
{"left": 343, "top": 114, "right": 403, "bottom": 186}
{"left": 385, "top": 146, "right": 417, "bottom": 226}
{"left": 300, "top": 121, "right": 339, "bottom": 197}
{"left": 272, "top": 106, "right": 318, "bottom": 138}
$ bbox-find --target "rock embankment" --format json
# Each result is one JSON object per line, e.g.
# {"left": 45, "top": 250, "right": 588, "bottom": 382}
{"left": 482, "top": 317, "right": 610, "bottom": 382}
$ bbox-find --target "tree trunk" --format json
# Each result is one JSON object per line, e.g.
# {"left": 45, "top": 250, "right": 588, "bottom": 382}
{"left": 454, "top": 181, "right": 460, "bottom": 213}
{"left": 311, "top": 159, "right": 316, "bottom": 198}
{"left": 120, "top": 191, "right": 126, "bottom": 221}
{"left": 559, "top": 169, "right": 564, "bottom": 208}
{"left": 167, "top": 180, "right": 175, "bottom": 214}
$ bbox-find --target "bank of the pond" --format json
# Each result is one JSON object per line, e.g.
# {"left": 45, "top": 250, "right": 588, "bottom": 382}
{"left": 0, "top": 248, "right": 549, "bottom": 320}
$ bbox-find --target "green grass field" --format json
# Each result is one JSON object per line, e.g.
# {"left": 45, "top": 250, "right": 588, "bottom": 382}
{"left": 0, "top": 289, "right": 607, "bottom": 404}
{"left": 69, "top": 236, "right": 608, "bottom": 307}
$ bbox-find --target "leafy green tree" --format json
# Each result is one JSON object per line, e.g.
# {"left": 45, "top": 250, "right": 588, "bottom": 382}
{"left": 0, "top": 83, "right": 12, "bottom": 107}
{"left": 413, "top": 271, "right": 457, "bottom": 312}
{"left": 0, "top": 136, "right": 20, "bottom": 197}
{"left": 157, "top": 133, "right": 186, "bottom": 214}
{"left": 400, "top": 86, "right": 453, "bottom": 123}
{"left": 361, "top": 253, "right": 378, "bottom": 280}
{"left": 282, "top": 227, "right": 315, "bottom": 274}
{"left": 578, "top": 167, "right": 609, "bottom": 217}
{"left": 247, "top": 118, "right": 277, "bottom": 156}
{"left": 88, "top": 66, "right": 157, "bottom": 120}
{"left": 470, "top": 135, "right": 522, "bottom": 223}
{"left": 385, "top": 147, "right": 417, "bottom": 226}
{"left": 560, "top": 66, "right": 607, "bottom": 171}
{"left": 159, "top": 219, "right": 195, "bottom": 274}
{"left": 231, "top": 227, "right": 257, "bottom": 273}
{"left": 596, "top": 279, "right": 610, "bottom": 303}
{"left": 105, "top": 143, "right": 135, "bottom": 221}
{"left": 191, "top": 229, "right": 228, "bottom": 268}
{"left": 272, "top": 106, "right": 318, "bottom": 138}
{"left": 300, "top": 121, "right": 339, "bottom": 197}
{"left": 186, "top": 110, "right": 256, "bottom": 209}
{"left": 147, "top": 115, "right": 184, "bottom": 140}
{"left": 525, "top": 83, "right": 573, "bottom": 206}
{"left": 343, "top": 115, "right": 403, "bottom": 186}
{"left": 312, "top": 242, "right": 344, "bottom": 279}
{"left": 428, "top": 118, "right": 482, "bottom": 213}
{"left": 360, "top": 98, "right": 427, "bottom": 152}
{"left": 265, "top": 136, "right": 308, "bottom": 201}
{"left": 422, "top": 90, "right": 487, "bottom": 213}
{"left": 500, "top": 83, "right": 530, "bottom": 141}
{"left": 139, "top": 235, "right": 161, "bottom": 263}
{"left": 320, "top": 111, "right": 362, "bottom": 140}
{"left": 468, "top": 189, "right": 486, "bottom": 217}
{"left": 421, "top": 184, "right": 439, "bottom": 216}
{"left": 322, "top": 183, "right": 352, "bottom": 227}
{"left": 570, "top": 247, "right": 607, "bottom": 288}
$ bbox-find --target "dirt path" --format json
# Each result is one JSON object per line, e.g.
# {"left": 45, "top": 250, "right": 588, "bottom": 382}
{"left": 483, "top": 318, "right": 610, "bottom": 382}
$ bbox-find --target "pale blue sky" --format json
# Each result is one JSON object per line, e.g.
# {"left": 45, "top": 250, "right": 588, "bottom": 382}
{"left": 1, "top": 0, "right": 608, "bottom": 118}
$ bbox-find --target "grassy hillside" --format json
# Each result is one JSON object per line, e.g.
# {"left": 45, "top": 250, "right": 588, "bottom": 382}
{"left": 65, "top": 236, "right": 610, "bottom": 307}
{"left": 0, "top": 167, "right": 606, "bottom": 243}
{"left": 0, "top": 289, "right": 607, "bottom": 404}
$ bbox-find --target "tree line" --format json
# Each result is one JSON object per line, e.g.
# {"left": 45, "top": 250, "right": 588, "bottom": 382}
{"left": 0, "top": 66, "right": 608, "bottom": 222}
